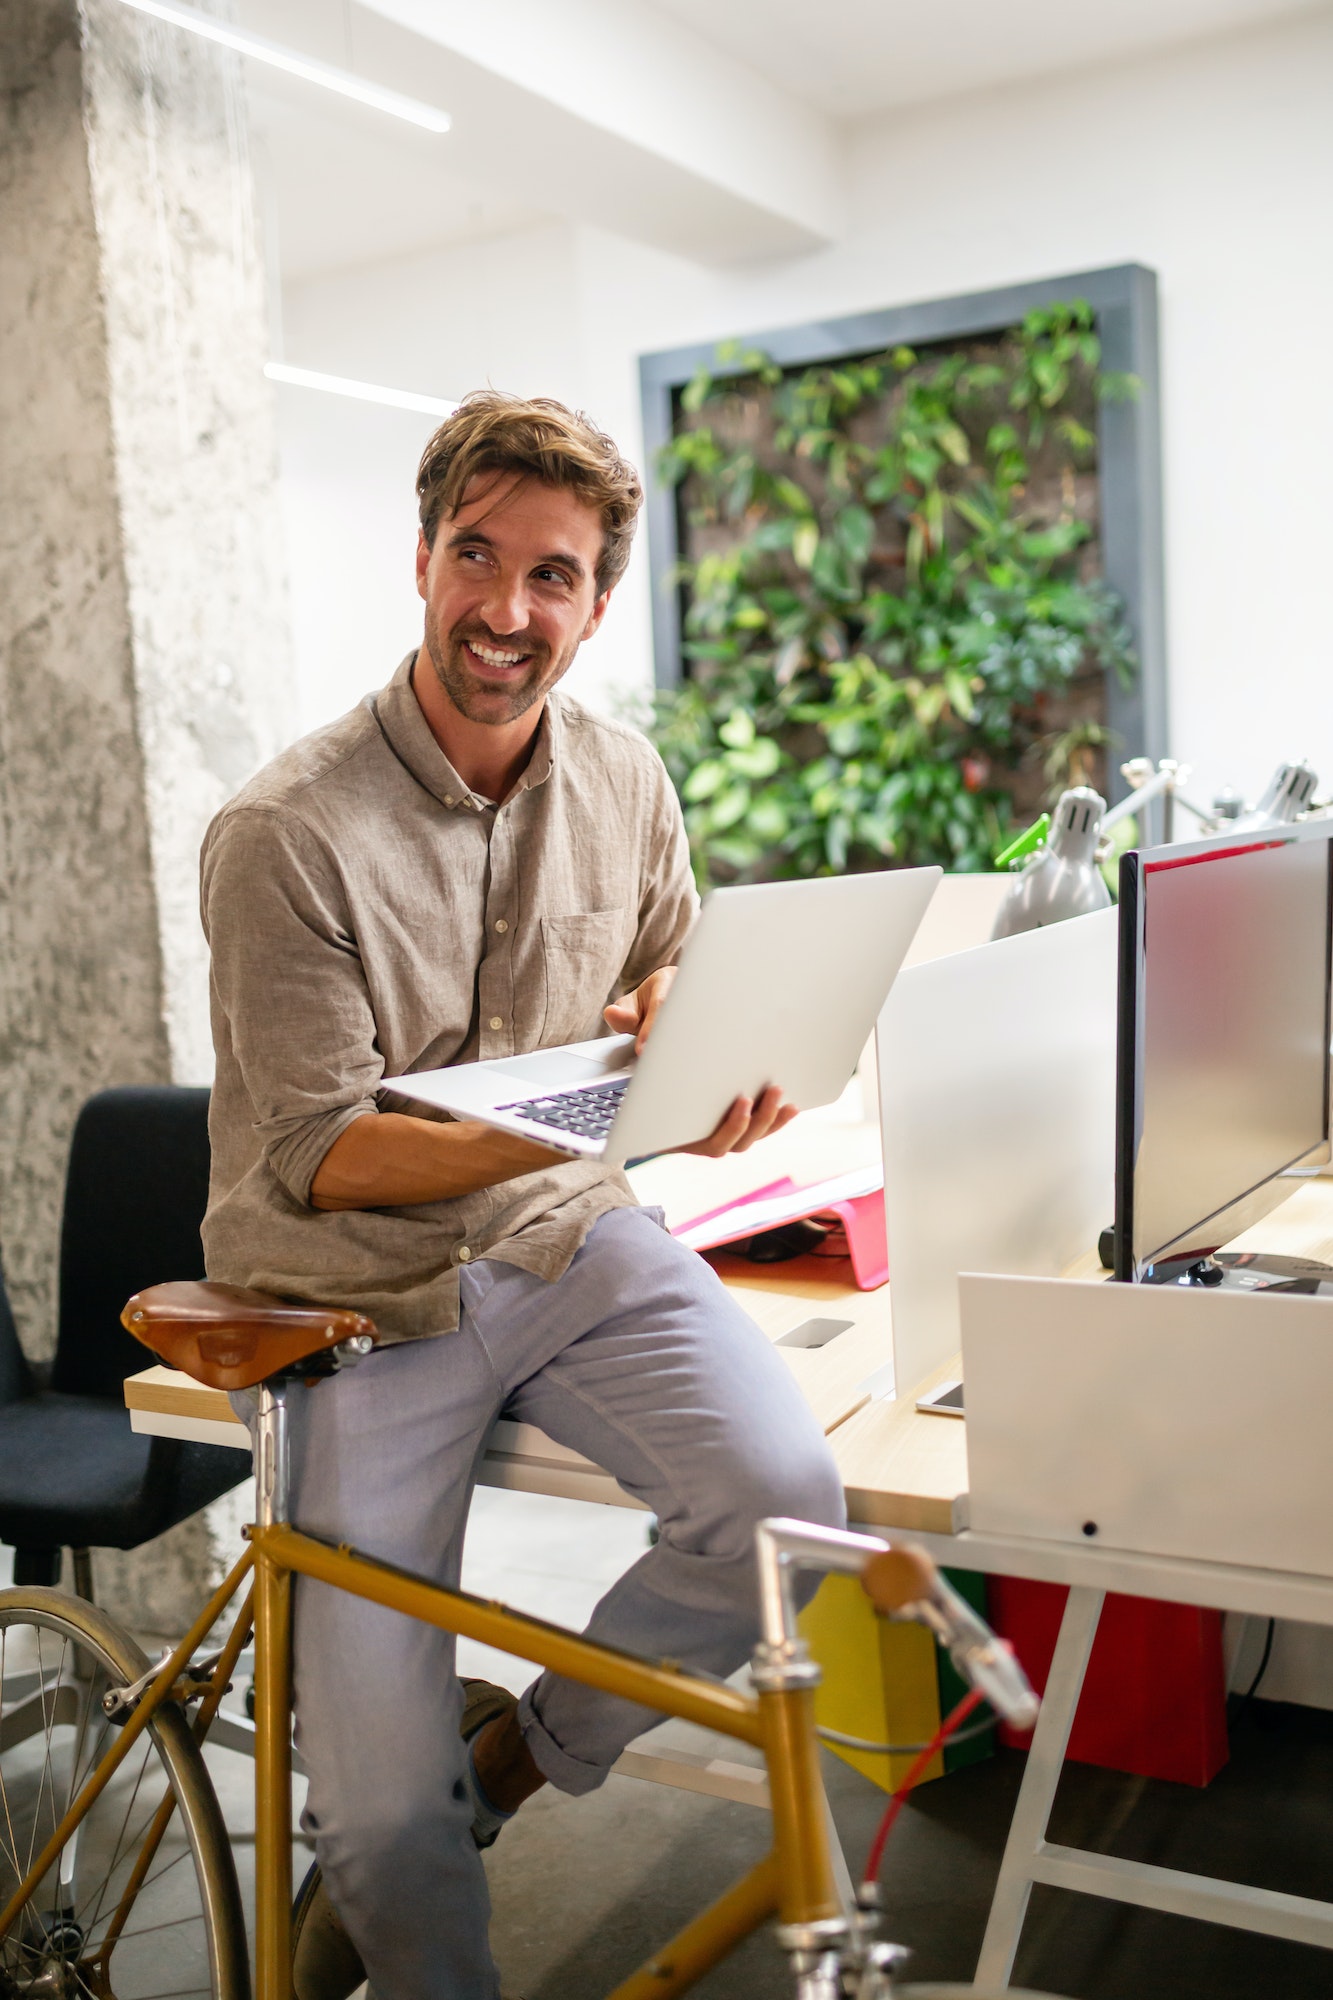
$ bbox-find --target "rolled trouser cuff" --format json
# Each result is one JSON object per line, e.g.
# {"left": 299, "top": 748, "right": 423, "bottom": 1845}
{"left": 516, "top": 1686, "right": 615, "bottom": 1797}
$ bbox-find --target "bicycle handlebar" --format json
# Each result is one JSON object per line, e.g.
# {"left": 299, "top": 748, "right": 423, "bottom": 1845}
{"left": 754, "top": 1519, "right": 1039, "bottom": 1730}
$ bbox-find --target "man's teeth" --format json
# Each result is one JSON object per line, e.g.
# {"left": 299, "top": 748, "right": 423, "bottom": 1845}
{"left": 469, "top": 641, "right": 528, "bottom": 666}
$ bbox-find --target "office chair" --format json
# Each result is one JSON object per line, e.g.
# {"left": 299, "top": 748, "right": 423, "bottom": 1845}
{"left": 0, "top": 1086, "right": 245, "bottom": 1594}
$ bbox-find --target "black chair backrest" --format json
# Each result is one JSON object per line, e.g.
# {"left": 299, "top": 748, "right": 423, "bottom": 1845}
{"left": 0, "top": 1250, "right": 34, "bottom": 1406}
{"left": 51, "top": 1086, "right": 211, "bottom": 1400}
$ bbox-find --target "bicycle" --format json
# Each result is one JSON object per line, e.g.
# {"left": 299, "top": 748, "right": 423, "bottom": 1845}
{"left": 0, "top": 1278, "right": 1064, "bottom": 2000}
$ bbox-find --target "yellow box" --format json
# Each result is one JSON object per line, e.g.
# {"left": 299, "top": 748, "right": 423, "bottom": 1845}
{"left": 799, "top": 1573, "right": 944, "bottom": 1794}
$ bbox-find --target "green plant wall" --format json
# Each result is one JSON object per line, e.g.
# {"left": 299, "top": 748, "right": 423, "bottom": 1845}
{"left": 649, "top": 302, "right": 1138, "bottom": 884}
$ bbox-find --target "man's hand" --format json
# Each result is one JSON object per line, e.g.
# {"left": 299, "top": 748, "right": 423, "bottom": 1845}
{"left": 603, "top": 967, "right": 798, "bottom": 1158}
{"left": 603, "top": 966, "right": 677, "bottom": 1054}
{"left": 676, "top": 1085, "right": 798, "bottom": 1158}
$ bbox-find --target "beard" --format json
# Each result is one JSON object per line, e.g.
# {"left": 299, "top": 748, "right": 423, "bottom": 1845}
{"left": 421, "top": 607, "right": 570, "bottom": 726}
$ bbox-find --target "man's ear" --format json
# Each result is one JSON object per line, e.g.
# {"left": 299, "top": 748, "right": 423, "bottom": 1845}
{"left": 581, "top": 587, "right": 613, "bottom": 641}
{"left": 415, "top": 530, "right": 431, "bottom": 601}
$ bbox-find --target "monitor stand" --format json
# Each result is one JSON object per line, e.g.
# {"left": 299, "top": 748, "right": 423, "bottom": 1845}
{"left": 1143, "top": 1250, "right": 1333, "bottom": 1296}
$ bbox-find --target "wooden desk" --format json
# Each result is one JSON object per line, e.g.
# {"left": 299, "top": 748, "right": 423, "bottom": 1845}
{"left": 127, "top": 1091, "right": 904, "bottom": 1506}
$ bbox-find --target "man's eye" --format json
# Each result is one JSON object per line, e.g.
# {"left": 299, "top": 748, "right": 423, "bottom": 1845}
{"left": 536, "top": 568, "right": 571, "bottom": 586}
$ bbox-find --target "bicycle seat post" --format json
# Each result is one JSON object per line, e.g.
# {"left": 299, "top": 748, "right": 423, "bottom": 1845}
{"left": 253, "top": 1376, "right": 294, "bottom": 1999}
{"left": 254, "top": 1381, "right": 290, "bottom": 1528}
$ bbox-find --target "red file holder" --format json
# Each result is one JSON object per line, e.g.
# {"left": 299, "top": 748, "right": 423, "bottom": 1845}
{"left": 987, "top": 1577, "right": 1229, "bottom": 1787}
{"left": 674, "top": 1174, "right": 888, "bottom": 1290}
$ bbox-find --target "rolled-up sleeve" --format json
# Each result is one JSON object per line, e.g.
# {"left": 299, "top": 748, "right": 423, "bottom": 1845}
{"left": 201, "top": 806, "right": 381, "bottom": 1204}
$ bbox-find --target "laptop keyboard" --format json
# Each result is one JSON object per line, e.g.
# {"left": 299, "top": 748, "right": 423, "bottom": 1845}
{"left": 497, "top": 1073, "right": 631, "bottom": 1141}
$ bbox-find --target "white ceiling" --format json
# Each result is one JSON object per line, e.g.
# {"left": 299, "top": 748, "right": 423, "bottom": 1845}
{"left": 643, "top": 0, "right": 1323, "bottom": 117}
{"left": 239, "top": 0, "right": 1325, "bottom": 288}
{"left": 248, "top": 76, "right": 539, "bottom": 286}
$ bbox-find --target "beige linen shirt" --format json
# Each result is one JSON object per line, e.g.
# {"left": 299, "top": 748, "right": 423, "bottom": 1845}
{"left": 201, "top": 654, "right": 698, "bottom": 1342}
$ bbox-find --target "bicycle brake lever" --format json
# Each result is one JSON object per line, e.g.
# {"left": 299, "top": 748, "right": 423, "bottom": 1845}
{"left": 911, "top": 1575, "right": 1040, "bottom": 1730}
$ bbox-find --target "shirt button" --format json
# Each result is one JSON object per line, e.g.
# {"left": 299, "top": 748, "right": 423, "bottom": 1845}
{"left": 494, "top": 919, "right": 508, "bottom": 934}
{"left": 444, "top": 795, "right": 455, "bottom": 807}
{"left": 457, "top": 1245, "right": 472, "bottom": 1263}
{"left": 489, "top": 1016, "right": 503, "bottom": 1031}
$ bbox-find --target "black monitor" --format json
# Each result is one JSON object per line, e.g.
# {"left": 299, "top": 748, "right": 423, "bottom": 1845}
{"left": 1114, "top": 823, "right": 1333, "bottom": 1287}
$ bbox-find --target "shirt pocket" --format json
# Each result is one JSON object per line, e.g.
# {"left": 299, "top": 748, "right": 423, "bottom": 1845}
{"left": 540, "top": 909, "right": 630, "bottom": 1046}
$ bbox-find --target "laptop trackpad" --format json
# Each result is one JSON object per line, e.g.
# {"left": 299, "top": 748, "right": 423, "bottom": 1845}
{"left": 488, "top": 1050, "right": 609, "bottom": 1088}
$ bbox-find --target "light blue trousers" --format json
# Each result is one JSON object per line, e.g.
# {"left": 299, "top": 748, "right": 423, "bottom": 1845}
{"left": 280, "top": 1206, "right": 846, "bottom": 1999}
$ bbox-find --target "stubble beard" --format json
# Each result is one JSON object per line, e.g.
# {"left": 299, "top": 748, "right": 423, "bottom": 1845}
{"left": 422, "top": 608, "right": 570, "bottom": 726}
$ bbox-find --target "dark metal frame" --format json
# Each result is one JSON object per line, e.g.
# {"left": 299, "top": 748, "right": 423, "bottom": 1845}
{"left": 638, "top": 263, "right": 1166, "bottom": 798}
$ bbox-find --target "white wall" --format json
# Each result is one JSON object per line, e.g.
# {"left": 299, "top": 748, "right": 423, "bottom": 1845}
{"left": 280, "top": 6, "right": 1333, "bottom": 811}
{"left": 275, "top": 384, "right": 430, "bottom": 729}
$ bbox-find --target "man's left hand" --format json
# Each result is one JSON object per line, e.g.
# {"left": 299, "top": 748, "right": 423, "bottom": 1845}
{"left": 603, "top": 969, "right": 799, "bottom": 1157}
{"left": 675, "top": 1084, "right": 798, "bottom": 1157}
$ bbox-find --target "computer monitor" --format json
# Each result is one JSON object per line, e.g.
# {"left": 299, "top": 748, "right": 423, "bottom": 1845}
{"left": 1114, "top": 822, "right": 1333, "bottom": 1285}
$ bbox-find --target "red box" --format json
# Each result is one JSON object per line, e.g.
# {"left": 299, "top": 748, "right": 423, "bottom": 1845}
{"left": 987, "top": 1578, "right": 1229, "bottom": 1787}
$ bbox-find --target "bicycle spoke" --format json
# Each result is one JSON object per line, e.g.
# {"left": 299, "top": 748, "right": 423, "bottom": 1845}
{"left": 26, "top": 1627, "right": 62, "bottom": 1888}
{"left": 0, "top": 1626, "right": 26, "bottom": 1882}
{"left": 82, "top": 1719, "right": 158, "bottom": 1942}
{"left": 77, "top": 1804, "right": 194, "bottom": 1938}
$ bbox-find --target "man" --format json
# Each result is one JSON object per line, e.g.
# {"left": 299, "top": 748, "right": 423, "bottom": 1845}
{"left": 202, "top": 392, "right": 845, "bottom": 2000}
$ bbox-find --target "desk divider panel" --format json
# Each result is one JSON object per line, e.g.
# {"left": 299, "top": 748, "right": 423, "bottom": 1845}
{"left": 878, "top": 905, "right": 1117, "bottom": 1394}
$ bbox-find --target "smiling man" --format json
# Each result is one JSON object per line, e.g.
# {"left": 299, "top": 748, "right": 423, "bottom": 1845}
{"left": 200, "top": 393, "right": 844, "bottom": 2000}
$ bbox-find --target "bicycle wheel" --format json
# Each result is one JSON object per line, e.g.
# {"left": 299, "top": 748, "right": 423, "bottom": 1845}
{"left": 0, "top": 1586, "right": 248, "bottom": 2000}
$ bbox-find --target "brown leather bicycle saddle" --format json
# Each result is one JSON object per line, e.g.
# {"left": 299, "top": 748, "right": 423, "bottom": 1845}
{"left": 121, "top": 1280, "right": 379, "bottom": 1391}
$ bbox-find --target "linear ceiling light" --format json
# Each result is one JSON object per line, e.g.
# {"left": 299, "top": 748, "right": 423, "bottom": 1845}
{"left": 265, "top": 362, "right": 457, "bottom": 418}
{"left": 117, "top": 0, "right": 452, "bottom": 133}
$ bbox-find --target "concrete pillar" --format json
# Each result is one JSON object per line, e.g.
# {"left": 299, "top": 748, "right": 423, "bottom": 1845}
{"left": 0, "top": 0, "right": 293, "bottom": 1626}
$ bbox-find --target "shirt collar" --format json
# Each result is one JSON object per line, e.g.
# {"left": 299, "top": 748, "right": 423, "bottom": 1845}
{"left": 370, "top": 652, "right": 560, "bottom": 813}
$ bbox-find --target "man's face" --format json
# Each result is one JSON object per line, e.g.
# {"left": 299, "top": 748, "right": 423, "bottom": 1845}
{"left": 415, "top": 473, "right": 610, "bottom": 727}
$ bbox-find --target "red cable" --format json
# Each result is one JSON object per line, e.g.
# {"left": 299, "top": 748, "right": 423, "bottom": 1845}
{"left": 860, "top": 1687, "right": 986, "bottom": 1890}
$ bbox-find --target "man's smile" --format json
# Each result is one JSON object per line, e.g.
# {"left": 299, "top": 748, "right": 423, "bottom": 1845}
{"left": 463, "top": 638, "right": 536, "bottom": 675}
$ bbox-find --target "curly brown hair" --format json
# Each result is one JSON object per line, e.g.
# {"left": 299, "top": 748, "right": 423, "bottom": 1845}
{"left": 416, "top": 391, "right": 643, "bottom": 594}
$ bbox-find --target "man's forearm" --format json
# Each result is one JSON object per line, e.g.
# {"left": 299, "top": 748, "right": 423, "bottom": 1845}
{"left": 309, "top": 1111, "right": 567, "bottom": 1211}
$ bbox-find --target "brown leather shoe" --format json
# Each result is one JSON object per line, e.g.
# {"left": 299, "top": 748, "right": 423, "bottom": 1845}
{"left": 291, "top": 1859, "right": 365, "bottom": 2000}
{"left": 460, "top": 1677, "right": 521, "bottom": 1849}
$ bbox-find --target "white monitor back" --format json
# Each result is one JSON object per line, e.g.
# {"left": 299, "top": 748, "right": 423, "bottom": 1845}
{"left": 877, "top": 904, "right": 1118, "bottom": 1394}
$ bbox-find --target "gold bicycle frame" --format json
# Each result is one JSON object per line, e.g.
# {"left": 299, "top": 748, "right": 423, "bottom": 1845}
{"left": 0, "top": 1523, "right": 841, "bottom": 2000}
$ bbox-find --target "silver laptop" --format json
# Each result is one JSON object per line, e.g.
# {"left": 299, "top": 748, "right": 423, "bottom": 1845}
{"left": 383, "top": 869, "right": 940, "bottom": 1165}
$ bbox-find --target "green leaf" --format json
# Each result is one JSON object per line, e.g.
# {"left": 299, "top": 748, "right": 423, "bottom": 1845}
{"left": 837, "top": 504, "right": 875, "bottom": 568}
{"left": 774, "top": 476, "right": 815, "bottom": 517}
{"left": 708, "top": 784, "right": 751, "bottom": 830}
{"left": 746, "top": 794, "right": 790, "bottom": 842}
{"left": 937, "top": 422, "right": 971, "bottom": 467}
{"left": 792, "top": 520, "right": 820, "bottom": 570}
{"left": 728, "top": 738, "right": 781, "bottom": 780}
{"left": 718, "top": 708, "right": 756, "bottom": 750}
{"left": 680, "top": 366, "right": 712, "bottom": 414}
{"left": 683, "top": 759, "right": 727, "bottom": 802}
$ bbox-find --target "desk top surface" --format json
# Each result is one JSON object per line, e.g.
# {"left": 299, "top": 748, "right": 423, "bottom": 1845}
{"left": 123, "top": 1138, "right": 1333, "bottom": 1546}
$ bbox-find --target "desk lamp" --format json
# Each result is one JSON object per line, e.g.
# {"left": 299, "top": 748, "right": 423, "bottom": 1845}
{"left": 990, "top": 787, "right": 1110, "bottom": 940}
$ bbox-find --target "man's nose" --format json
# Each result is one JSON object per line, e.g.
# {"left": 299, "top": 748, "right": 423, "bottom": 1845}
{"left": 478, "top": 571, "right": 529, "bottom": 637}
